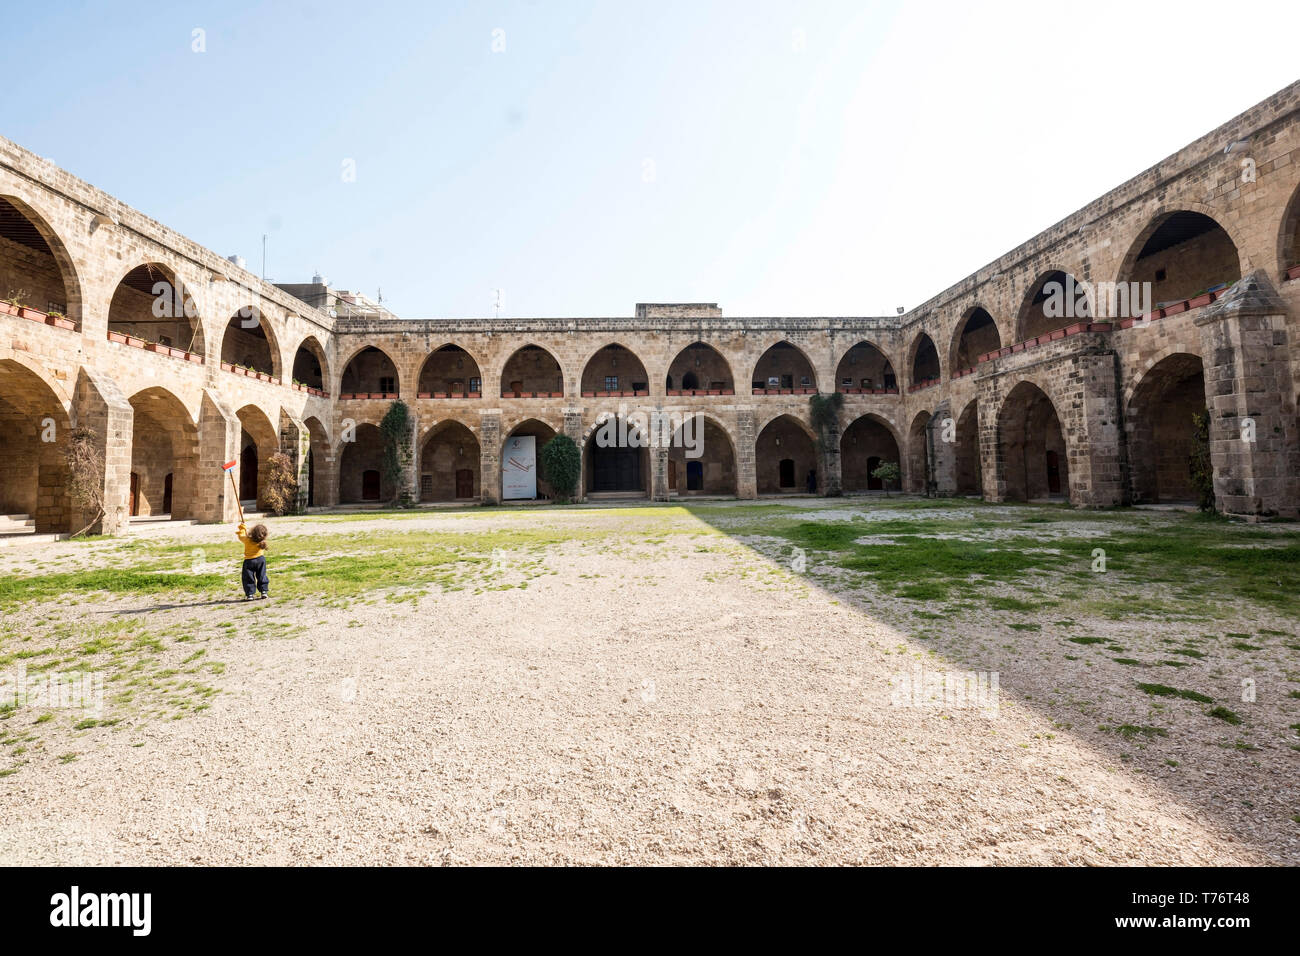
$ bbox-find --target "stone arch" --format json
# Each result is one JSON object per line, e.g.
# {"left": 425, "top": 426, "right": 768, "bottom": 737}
{"left": 1125, "top": 351, "right": 1206, "bottom": 504}
{"left": 834, "top": 341, "right": 896, "bottom": 392}
{"left": 666, "top": 413, "right": 738, "bottom": 496}
{"left": 1275, "top": 179, "right": 1300, "bottom": 281}
{"left": 235, "top": 404, "right": 279, "bottom": 507}
{"left": 337, "top": 422, "right": 386, "bottom": 504}
{"left": 580, "top": 343, "right": 650, "bottom": 396}
{"left": 292, "top": 335, "right": 330, "bottom": 392}
{"left": 500, "top": 344, "right": 564, "bottom": 397}
{"left": 502, "top": 417, "right": 559, "bottom": 501}
{"left": 107, "top": 262, "right": 205, "bottom": 356}
{"left": 583, "top": 413, "right": 650, "bottom": 496}
{"left": 950, "top": 307, "right": 1000, "bottom": 372}
{"left": 907, "top": 332, "right": 941, "bottom": 388}
{"left": 220, "top": 305, "right": 282, "bottom": 380}
{"left": 996, "top": 381, "right": 1069, "bottom": 502}
{"left": 0, "top": 357, "right": 74, "bottom": 532}
{"left": 0, "top": 193, "right": 84, "bottom": 330}
{"left": 954, "top": 398, "right": 981, "bottom": 495}
{"left": 755, "top": 413, "right": 819, "bottom": 494}
{"left": 751, "top": 341, "right": 817, "bottom": 393}
{"left": 666, "top": 342, "right": 734, "bottom": 394}
{"left": 301, "top": 415, "right": 331, "bottom": 508}
{"left": 419, "top": 419, "right": 481, "bottom": 502}
{"left": 1116, "top": 208, "right": 1243, "bottom": 308}
{"left": 840, "top": 414, "right": 902, "bottom": 493}
{"left": 1016, "top": 270, "right": 1094, "bottom": 342}
{"left": 339, "top": 345, "right": 400, "bottom": 398}
{"left": 127, "top": 386, "right": 200, "bottom": 520}
{"left": 418, "top": 344, "right": 484, "bottom": 397}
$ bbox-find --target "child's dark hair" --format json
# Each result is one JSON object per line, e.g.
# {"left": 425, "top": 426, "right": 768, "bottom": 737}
{"left": 250, "top": 523, "right": 269, "bottom": 548}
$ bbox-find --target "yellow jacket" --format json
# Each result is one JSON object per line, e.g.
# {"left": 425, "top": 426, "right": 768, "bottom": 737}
{"left": 236, "top": 523, "right": 265, "bottom": 560}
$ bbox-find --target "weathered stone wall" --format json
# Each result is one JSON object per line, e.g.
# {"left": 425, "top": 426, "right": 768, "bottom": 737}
{"left": 3, "top": 81, "right": 1300, "bottom": 530}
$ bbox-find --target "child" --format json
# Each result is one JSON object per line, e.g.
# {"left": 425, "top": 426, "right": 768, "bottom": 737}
{"left": 236, "top": 521, "right": 270, "bottom": 600}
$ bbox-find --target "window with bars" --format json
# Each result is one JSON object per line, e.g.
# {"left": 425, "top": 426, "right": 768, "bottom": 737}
{"left": 379, "top": 376, "right": 395, "bottom": 394}
{"left": 604, "top": 376, "right": 618, "bottom": 392}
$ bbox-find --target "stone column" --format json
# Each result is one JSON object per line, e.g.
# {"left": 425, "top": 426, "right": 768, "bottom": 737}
{"left": 928, "top": 400, "right": 957, "bottom": 495}
{"left": 279, "top": 410, "right": 310, "bottom": 513}
{"left": 735, "top": 406, "right": 757, "bottom": 499}
{"left": 197, "top": 390, "right": 242, "bottom": 524}
{"left": 71, "top": 367, "right": 133, "bottom": 535}
{"left": 479, "top": 409, "right": 501, "bottom": 505}
{"left": 1195, "top": 271, "right": 1300, "bottom": 517}
{"left": 564, "top": 407, "right": 584, "bottom": 501}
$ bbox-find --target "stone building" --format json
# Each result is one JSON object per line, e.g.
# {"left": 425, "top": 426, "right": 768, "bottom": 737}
{"left": 3, "top": 81, "right": 1300, "bottom": 535}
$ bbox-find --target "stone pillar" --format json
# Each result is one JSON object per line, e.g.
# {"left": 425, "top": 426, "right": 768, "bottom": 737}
{"left": 71, "top": 368, "right": 133, "bottom": 535}
{"left": 279, "top": 410, "right": 310, "bottom": 513}
{"left": 735, "top": 406, "right": 757, "bottom": 499}
{"left": 976, "top": 390, "right": 1000, "bottom": 502}
{"left": 928, "top": 400, "right": 957, "bottom": 495}
{"left": 820, "top": 403, "right": 842, "bottom": 497}
{"left": 401, "top": 409, "right": 418, "bottom": 505}
{"left": 197, "top": 390, "right": 242, "bottom": 524}
{"left": 564, "top": 407, "right": 584, "bottom": 501}
{"left": 1195, "top": 271, "right": 1300, "bottom": 517}
{"left": 479, "top": 409, "right": 501, "bottom": 505}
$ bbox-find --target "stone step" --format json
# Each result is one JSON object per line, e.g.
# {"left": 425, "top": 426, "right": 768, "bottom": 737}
{"left": 0, "top": 532, "right": 67, "bottom": 546}
{"left": 128, "top": 515, "right": 199, "bottom": 536}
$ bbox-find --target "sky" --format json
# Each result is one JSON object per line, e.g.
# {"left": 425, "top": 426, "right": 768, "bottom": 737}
{"left": 3, "top": 0, "right": 1298, "bottom": 318}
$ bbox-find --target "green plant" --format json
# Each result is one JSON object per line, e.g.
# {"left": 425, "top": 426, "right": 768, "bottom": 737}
{"left": 5, "top": 288, "right": 27, "bottom": 307}
{"left": 1189, "top": 409, "right": 1214, "bottom": 512}
{"left": 808, "top": 392, "right": 844, "bottom": 496}
{"left": 379, "top": 400, "right": 413, "bottom": 506}
{"left": 871, "top": 460, "right": 901, "bottom": 496}
{"left": 260, "top": 451, "right": 300, "bottom": 516}
{"left": 541, "top": 433, "right": 581, "bottom": 502}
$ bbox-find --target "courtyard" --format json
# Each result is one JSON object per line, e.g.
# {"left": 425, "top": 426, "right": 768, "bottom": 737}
{"left": 1, "top": 498, "right": 1296, "bottom": 865}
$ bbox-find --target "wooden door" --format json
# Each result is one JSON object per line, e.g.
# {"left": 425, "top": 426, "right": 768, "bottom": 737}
{"left": 455, "top": 468, "right": 474, "bottom": 499}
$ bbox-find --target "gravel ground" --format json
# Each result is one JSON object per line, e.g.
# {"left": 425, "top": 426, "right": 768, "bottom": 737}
{"left": 0, "top": 506, "right": 1291, "bottom": 865}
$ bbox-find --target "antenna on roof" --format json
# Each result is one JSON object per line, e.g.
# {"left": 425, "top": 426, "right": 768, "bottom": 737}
{"left": 494, "top": 289, "right": 503, "bottom": 318}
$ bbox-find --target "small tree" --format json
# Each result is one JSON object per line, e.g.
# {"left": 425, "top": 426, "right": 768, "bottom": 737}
{"left": 379, "top": 400, "right": 414, "bottom": 506}
{"left": 260, "top": 452, "right": 299, "bottom": 516}
{"left": 1189, "top": 409, "right": 1215, "bottom": 512}
{"left": 541, "top": 434, "right": 581, "bottom": 502}
{"left": 872, "top": 460, "right": 901, "bottom": 497}
{"left": 64, "top": 427, "right": 104, "bottom": 537}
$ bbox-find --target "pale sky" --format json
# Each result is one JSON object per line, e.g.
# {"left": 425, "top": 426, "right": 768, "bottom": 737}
{"left": 3, "top": 0, "right": 1297, "bottom": 318}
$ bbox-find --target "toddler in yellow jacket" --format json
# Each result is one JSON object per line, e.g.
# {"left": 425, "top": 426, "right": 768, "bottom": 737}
{"left": 236, "top": 522, "right": 270, "bottom": 600}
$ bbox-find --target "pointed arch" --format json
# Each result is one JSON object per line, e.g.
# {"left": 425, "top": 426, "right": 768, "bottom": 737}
{"left": 907, "top": 332, "right": 941, "bottom": 389}
{"left": 751, "top": 341, "right": 817, "bottom": 394}
{"left": 500, "top": 344, "right": 564, "bottom": 398}
{"left": 339, "top": 345, "right": 400, "bottom": 398}
{"left": 107, "top": 262, "right": 205, "bottom": 356}
{"left": 0, "top": 194, "right": 84, "bottom": 330}
{"left": 292, "top": 335, "right": 330, "bottom": 392}
{"left": 755, "top": 413, "right": 819, "bottom": 494}
{"left": 419, "top": 344, "right": 484, "bottom": 397}
{"left": 1117, "top": 209, "right": 1243, "bottom": 308}
{"left": 221, "top": 305, "right": 282, "bottom": 380}
{"left": 580, "top": 343, "right": 650, "bottom": 396}
{"left": 950, "top": 307, "right": 1000, "bottom": 373}
{"left": 835, "top": 341, "right": 896, "bottom": 393}
{"left": 666, "top": 342, "right": 734, "bottom": 394}
{"left": 840, "top": 414, "right": 902, "bottom": 493}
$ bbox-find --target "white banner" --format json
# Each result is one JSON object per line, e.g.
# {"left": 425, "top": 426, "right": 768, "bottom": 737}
{"left": 501, "top": 435, "right": 537, "bottom": 500}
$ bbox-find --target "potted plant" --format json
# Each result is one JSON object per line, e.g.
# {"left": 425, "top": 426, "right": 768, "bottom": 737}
{"left": 433, "top": 391, "right": 447, "bottom": 399}
{"left": 1187, "top": 292, "right": 1214, "bottom": 309}
{"left": 418, "top": 391, "right": 432, "bottom": 399}
{"left": 257, "top": 371, "right": 271, "bottom": 382}
{"left": 468, "top": 391, "right": 481, "bottom": 399}
{"left": 186, "top": 351, "right": 202, "bottom": 364}
{"left": 126, "top": 334, "right": 147, "bottom": 348}
{"left": 146, "top": 341, "right": 168, "bottom": 354}
{"left": 1287, "top": 264, "right": 1300, "bottom": 281}
{"left": 1088, "top": 322, "right": 1112, "bottom": 332}
{"left": 721, "top": 388, "right": 734, "bottom": 395}
{"left": 108, "top": 329, "right": 129, "bottom": 344}
{"left": 1163, "top": 300, "right": 1188, "bottom": 316}
{"left": 45, "top": 310, "right": 75, "bottom": 330}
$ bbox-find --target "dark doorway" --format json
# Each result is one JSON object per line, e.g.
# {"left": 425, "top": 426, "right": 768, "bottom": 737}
{"left": 867, "top": 456, "right": 882, "bottom": 490}
{"left": 686, "top": 460, "right": 703, "bottom": 491}
{"left": 456, "top": 468, "right": 474, "bottom": 499}
{"left": 162, "top": 473, "right": 173, "bottom": 514}
{"left": 668, "top": 462, "right": 677, "bottom": 490}
{"left": 307, "top": 450, "right": 316, "bottom": 507}
{"left": 129, "top": 472, "right": 139, "bottom": 516}
{"left": 240, "top": 444, "right": 258, "bottom": 500}
{"left": 592, "top": 446, "right": 642, "bottom": 492}
{"left": 362, "top": 469, "right": 381, "bottom": 501}
{"left": 1046, "top": 450, "right": 1062, "bottom": 494}
{"left": 779, "top": 458, "right": 795, "bottom": 488}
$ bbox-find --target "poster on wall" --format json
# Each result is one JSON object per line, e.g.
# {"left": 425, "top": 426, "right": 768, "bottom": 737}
{"left": 501, "top": 435, "right": 537, "bottom": 500}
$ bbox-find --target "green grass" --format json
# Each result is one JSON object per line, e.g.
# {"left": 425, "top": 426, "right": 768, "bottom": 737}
{"left": 1137, "top": 683, "right": 1214, "bottom": 703}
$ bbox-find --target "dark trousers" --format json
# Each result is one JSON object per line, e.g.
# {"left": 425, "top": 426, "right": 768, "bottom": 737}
{"left": 241, "top": 556, "right": 269, "bottom": 596}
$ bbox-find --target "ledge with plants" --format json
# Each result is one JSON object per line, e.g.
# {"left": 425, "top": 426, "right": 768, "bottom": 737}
{"left": 1, "top": 290, "right": 76, "bottom": 330}
{"left": 107, "top": 329, "right": 203, "bottom": 363}
{"left": 220, "top": 361, "right": 276, "bottom": 383}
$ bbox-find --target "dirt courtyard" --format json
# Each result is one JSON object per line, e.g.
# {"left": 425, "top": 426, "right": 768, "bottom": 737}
{"left": 1, "top": 500, "right": 1296, "bottom": 865}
